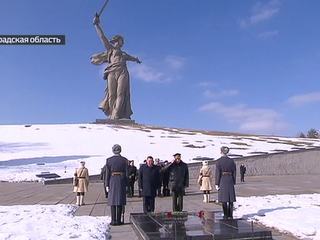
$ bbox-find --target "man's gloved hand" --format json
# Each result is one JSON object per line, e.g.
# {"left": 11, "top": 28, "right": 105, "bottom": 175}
{"left": 106, "top": 186, "right": 109, "bottom": 192}
{"left": 215, "top": 185, "right": 220, "bottom": 191}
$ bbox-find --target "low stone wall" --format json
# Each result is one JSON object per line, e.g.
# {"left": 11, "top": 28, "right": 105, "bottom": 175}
{"left": 235, "top": 147, "right": 320, "bottom": 176}
{"left": 44, "top": 174, "right": 101, "bottom": 185}
{"left": 188, "top": 147, "right": 320, "bottom": 179}
{"left": 45, "top": 148, "right": 320, "bottom": 185}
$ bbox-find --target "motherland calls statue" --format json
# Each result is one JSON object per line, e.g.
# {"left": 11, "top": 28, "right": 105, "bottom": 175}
{"left": 91, "top": 13, "right": 141, "bottom": 120}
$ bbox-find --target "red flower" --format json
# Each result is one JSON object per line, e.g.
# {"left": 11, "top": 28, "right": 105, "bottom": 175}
{"left": 198, "top": 210, "right": 204, "bottom": 218}
{"left": 166, "top": 212, "right": 173, "bottom": 218}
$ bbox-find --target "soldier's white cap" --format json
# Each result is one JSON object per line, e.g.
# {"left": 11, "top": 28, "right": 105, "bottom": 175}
{"left": 202, "top": 161, "right": 208, "bottom": 166}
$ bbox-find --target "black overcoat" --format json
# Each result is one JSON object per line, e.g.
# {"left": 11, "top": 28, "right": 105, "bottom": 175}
{"left": 162, "top": 161, "right": 189, "bottom": 192}
{"left": 139, "top": 164, "right": 160, "bottom": 197}
{"left": 105, "top": 154, "right": 128, "bottom": 206}
{"left": 215, "top": 156, "right": 236, "bottom": 202}
{"left": 128, "top": 165, "right": 137, "bottom": 184}
{"left": 240, "top": 165, "right": 246, "bottom": 175}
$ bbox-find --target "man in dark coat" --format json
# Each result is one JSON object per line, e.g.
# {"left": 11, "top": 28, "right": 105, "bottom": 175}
{"left": 154, "top": 158, "right": 163, "bottom": 197}
{"left": 100, "top": 164, "right": 108, "bottom": 198}
{"left": 215, "top": 146, "right": 236, "bottom": 220}
{"left": 105, "top": 144, "right": 128, "bottom": 225}
{"left": 240, "top": 164, "right": 246, "bottom": 182}
{"left": 137, "top": 163, "right": 143, "bottom": 198}
{"left": 162, "top": 161, "right": 170, "bottom": 196}
{"left": 162, "top": 153, "right": 189, "bottom": 212}
{"left": 139, "top": 156, "right": 160, "bottom": 213}
{"left": 127, "top": 160, "right": 137, "bottom": 197}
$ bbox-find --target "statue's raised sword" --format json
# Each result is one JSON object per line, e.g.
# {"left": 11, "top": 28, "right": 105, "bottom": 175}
{"left": 97, "top": 0, "right": 110, "bottom": 17}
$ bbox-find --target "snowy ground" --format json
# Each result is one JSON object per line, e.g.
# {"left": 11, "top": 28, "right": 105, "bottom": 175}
{"left": 1, "top": 124, "right": 319, "bottom": 239}
{"left": 0, "top": 204, "right": 110, "bottom": 240}
{"left": 0, "top": 123, "right": 320, "bottom": 181}
{"left": 234, "top": 194, "right": 320, "bottom": 240}
{"left": 0, "top": 195, "right": 319, "bottom": 240}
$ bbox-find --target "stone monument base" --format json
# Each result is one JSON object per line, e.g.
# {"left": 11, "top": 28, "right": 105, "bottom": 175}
{"left": 130, "top": 211, "right": 272, "bottom": 240}
{"left": 95, "top": 118, "right": 136, "bottom": 125}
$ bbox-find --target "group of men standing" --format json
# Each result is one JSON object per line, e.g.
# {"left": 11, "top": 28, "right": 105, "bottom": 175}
{"left": 139, "top": 153, "right": 189, "bottom": 213}
{"left": 101, "top": 144, "right": 238, "bottom": 225}
{"left": 101, "top": 145, "right": 189, "bottom": 225}
{"left": 127, "top": 158, "right": 171, "bottom": 199}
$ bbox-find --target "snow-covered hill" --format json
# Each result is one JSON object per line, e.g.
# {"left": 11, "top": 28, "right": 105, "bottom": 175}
{"left": 1, "top": 123, "right": 320, "bottom": 181}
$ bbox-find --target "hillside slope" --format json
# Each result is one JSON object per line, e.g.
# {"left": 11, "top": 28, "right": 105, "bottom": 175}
{"left": 0, "top": 123, "right": 319, "bottom": 181}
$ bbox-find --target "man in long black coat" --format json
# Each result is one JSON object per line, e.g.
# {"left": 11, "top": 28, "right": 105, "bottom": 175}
{"left": 105, "top": 144, "right": 128, "bottom": 225}
{"left": 139, "top": 156, "right": 160, "bottom": 213}
{"left": 127, "top": 160, "right": 137, "bottom": 197}
{"left": 162, "top": 161, "right": 170, "bottom": 196}
{"left": 215, "top": 146, "right": 236, "bottom": 220}
{"left": 240, "top": 164, "right": 246, "bottom": 182}
{"left": 162, "top": 153, "right": 189, "bottom": 212}
{"left": 100, "top": 164, "right": 108, "bottom": 198}
{"left": 154, "top": 158, "right": 163, "bottom": 197}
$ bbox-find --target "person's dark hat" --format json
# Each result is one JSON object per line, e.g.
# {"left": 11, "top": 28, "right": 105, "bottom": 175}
{"left": 220, "top": 146, "right": 230, "bottom": 155}
{"left": 173, "top": 153, "right": 181, "bottom": 157}
{"left": 112, "top": 144, "right": 122, "bottom": 154}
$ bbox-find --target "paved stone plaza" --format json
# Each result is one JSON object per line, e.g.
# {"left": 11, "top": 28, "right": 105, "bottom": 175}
{"left": 1, "top": 175, "right": 319, "bottom": 239}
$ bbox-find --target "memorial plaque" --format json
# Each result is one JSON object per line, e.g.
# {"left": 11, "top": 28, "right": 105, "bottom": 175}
{"left": 130, "top": 211, "right": 272, "bottom": 240}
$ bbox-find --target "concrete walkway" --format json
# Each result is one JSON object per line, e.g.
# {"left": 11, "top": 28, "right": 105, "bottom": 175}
{"left": 1, "top": 175, "right": 319, "bottom": 239}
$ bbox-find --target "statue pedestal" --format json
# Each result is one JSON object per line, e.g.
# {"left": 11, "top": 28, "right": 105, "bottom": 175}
{"left": 95, "top": 118, "right": 136, "bottom": 125}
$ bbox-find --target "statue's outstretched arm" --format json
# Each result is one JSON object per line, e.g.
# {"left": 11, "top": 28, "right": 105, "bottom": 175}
{"left": 93, "top": 15, "right": 112, "bottom": 50}
{"left": 124, "top": 52, "right": 141, "bottom": 64}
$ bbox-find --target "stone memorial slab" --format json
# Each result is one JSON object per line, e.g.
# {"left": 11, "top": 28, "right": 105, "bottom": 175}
{"left": 130, "top": 211, "right": 272, "bottom": 240}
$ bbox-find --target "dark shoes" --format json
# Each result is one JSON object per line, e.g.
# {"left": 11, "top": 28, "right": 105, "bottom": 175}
{"left": 110, "top": 206, "right": 124, "bottom": 226}
{"left": 222, "top": 202, "right": 234, "bottom": 220}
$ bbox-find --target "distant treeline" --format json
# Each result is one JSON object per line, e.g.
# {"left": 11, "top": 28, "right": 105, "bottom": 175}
{"left": 298, "top": 128, "right": 319, "bottom": 139}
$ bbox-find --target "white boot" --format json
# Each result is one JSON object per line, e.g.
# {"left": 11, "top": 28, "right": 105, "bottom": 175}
{"left": 76, "top": 196, "right": 80, "bottom": 206}
{"left": 203, "top": 194, "right": 206, "bottom": 203}
{"left": 206, "top": 194, "right": 210, "bottom": 203}
{"left": 80, "top": 195, "right": 84, "bottom": 206}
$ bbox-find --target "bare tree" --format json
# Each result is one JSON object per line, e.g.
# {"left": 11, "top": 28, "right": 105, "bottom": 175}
{"left": 307, "top": 128, "right": 319, "bottom": 139}
{"left": 297, "top": 132, "right": 306, "bottom": 138}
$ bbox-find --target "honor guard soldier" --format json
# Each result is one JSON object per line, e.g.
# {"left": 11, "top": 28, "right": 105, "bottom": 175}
{"left": 105, "top": 144, "right": 128, "bottom": 225}
{"left": 215, "top": 146, "right": 237, "bottom": 219}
